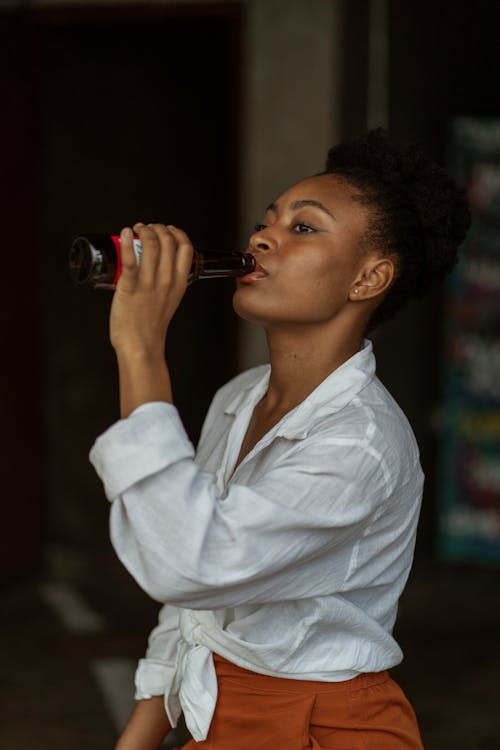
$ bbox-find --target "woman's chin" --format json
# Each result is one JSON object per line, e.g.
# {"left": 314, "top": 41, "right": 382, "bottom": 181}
{"left": 232, "top": 300, "right": 264, "bottom": 325}
{"left": 232, "top": 289, "right": 274, "bottom": 325}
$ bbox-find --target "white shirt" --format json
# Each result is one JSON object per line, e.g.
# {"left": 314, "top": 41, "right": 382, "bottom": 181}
{"left": 90, "top": 340, "right": 424, "bottom": 741}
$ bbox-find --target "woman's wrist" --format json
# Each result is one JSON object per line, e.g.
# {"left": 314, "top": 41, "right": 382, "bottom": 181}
{"left": 114, "top": 343, "right": 167, "bottom": 365}
{"left": 116, "top": 348, "right": 173, "bottom": 417}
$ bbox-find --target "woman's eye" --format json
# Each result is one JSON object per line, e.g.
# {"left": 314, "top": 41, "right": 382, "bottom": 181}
{"left": 253, "top": 223, "right": 267, "bottom": 232}
{"left": 294, "top": 223, "right": 315, "bottom": 233}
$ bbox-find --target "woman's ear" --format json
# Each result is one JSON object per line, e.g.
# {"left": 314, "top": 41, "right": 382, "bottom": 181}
{"left": 349, "top": 256, "right": 395, "bottom": 301}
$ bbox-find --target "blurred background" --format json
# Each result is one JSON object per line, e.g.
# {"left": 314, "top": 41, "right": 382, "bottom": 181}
{"left": 1, "top": 1, "right": 499, "bottom": 748}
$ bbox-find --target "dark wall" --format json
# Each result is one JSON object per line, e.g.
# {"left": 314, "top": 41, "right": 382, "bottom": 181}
{"left": 2, "top": 4, "right": 242, "bottom": 587}
{"left": 0, "top": 12, "right": 44, "bottom": 581}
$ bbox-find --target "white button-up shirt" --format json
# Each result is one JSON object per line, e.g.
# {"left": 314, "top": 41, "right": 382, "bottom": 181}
{"left": 90, "top": 340, "right": 424, "bottom": 741}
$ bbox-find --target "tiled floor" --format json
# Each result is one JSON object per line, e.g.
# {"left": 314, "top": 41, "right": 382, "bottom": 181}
{"left": 1, "top": 560, "right": 499, "bottom": 749}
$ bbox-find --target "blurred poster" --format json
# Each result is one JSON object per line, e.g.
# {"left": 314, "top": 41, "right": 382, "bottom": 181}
{"left": 438, "top": 118, "right": 500, "bottom": 563}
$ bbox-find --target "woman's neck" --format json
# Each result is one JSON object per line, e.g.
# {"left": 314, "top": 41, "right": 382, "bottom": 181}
{"left": 262, "top": 321, "right": 364, "bottom": 415}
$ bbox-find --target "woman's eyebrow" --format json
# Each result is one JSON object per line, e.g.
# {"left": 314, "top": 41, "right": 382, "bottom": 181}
{"left": 290, "top": 199, "right": 336, "bottom": 219}
{"left": 265, "top": 202, "right": 279, "bottom": 214}
{"left": 264, "top": 199, "right": 336, "bottom": 219}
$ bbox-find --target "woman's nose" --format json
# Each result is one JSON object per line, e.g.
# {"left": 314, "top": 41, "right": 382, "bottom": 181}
{"left": 255, "top": 238, "right": 271, "bottom": 251}
{"left": 249, "top": 229, "right": 276, "bottom": 254}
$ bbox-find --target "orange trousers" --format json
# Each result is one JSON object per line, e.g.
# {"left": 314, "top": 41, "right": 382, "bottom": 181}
{"left": 181, "top": 653, "right": 424, "bottom": 750}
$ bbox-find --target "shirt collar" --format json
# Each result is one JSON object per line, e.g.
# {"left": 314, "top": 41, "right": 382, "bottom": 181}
{"left": 223, "top": 366, "right": 270, "bottom": 417}
{"left": 224, "top": 340, "right": 376, "bottom": 440}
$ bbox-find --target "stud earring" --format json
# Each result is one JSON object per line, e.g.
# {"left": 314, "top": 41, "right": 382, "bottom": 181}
{"left": 354, "top": 288, "right": 360, "bottom": 294}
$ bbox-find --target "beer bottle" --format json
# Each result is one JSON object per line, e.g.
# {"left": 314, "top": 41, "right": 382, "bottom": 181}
{"left": 69, "top": 234, "right": 256, "bottom": 290}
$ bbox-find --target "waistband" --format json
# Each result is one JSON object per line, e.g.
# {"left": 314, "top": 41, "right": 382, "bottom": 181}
{"left": 213, "top": 653, "right": 390, "bottom": 694}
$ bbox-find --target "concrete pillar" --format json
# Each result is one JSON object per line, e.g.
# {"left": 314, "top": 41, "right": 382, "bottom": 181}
{"left": 239, "top": 0, "right": 343, "bottom": 369}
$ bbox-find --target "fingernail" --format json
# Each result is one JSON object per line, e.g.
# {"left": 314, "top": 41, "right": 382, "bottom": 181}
{"left": 121, "top": 227, "right": 133, "bottom": 239}
{"left": 134, "top": 222, "right": 144, "bottom": 228}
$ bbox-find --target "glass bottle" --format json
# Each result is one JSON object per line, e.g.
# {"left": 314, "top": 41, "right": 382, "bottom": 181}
{"left": 69, "top": 233, "right": 255, "bottom": 290}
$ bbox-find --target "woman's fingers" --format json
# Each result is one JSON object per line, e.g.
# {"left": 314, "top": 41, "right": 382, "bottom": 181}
{"left": 162, "top": 224, "right": 194, "bottom": 283}
{"left": 140, "top": 222, "right": 194, "bottom": 288}
{"left": 118, "top": 226, "right": 139, "bottom": 291}
{"left": 119, "top": 221, "right": 193, "bottom": 290}
{"left": 150, "top": 223, "right": 178, "bottom": 286}
{"left": 133, "top": 222, "right": 162, "bottom": 287}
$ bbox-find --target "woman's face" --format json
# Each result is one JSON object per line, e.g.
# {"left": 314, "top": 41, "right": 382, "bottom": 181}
{"left": 233, "top": 174, "right": 373, "bottom": 328}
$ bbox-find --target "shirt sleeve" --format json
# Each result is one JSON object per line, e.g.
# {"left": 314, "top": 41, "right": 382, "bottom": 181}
{"left": 90, "top": 402, "right": 393, "bottom": 609}
{"left": 134, "top": 603, "right": 180, "bottom": 699}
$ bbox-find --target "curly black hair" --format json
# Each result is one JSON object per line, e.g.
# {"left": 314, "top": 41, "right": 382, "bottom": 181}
{"left": 321, "top": 128, "right": 471, "bottom": 330}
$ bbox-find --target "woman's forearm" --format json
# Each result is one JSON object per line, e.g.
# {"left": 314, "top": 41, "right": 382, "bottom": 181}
{"left": 115, "top": 696, "right": 172, "bottom": 750}
{"left": 116, "top": 350, "right": 173, "bottom": 418}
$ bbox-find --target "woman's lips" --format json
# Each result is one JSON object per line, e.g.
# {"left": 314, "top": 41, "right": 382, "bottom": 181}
{"left": 239, "top": 259, "right": 269, "bottom": 284}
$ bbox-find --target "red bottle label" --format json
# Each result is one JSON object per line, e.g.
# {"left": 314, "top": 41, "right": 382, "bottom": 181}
{"left": 110, "top": 235, "right": 142, "bottom": 286}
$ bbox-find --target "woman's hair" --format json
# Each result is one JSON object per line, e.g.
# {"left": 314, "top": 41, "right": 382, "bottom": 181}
{"left": 321, "top": 128, "right": 471, "bottom": 330}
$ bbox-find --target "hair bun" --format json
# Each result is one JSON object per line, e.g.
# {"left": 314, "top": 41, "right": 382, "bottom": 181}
{"left": 324, "top": 128, "right": 471, "bottom": 326}
{"left": 404, "top": 149, "right": 470, "bottom": 295}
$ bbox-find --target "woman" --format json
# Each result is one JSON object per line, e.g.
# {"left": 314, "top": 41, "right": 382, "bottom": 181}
{"left": 90, "top": 129, "right": 470, "bottom": 749}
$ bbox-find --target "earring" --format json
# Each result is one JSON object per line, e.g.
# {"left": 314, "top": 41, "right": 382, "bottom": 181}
{"left": 353, "top": 288, "right": 360, "bottom": 294}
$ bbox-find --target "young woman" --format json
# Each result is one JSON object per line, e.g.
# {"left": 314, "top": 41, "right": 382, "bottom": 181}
{"left": 90, "top": 129, "right": 470, "bottom": 749}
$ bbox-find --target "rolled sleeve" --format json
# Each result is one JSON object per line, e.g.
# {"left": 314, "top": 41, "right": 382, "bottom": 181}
{"left": 90, "top": 402, "right": 194, "bottom": 500}
{"left": 134, "top": 658, "right": 176, "bottom": 700}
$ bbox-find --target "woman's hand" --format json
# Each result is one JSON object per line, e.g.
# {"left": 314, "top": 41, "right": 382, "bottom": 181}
{"left": 109, "top": 222, "right": 194, "bottom": 418}
{"left": 110, "top": 222, "right": 194, "bottom": 359}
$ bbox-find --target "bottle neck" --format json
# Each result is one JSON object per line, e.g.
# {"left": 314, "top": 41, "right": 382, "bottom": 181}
{"left": 191, "top": 250, "right": 255, "bottom": 281}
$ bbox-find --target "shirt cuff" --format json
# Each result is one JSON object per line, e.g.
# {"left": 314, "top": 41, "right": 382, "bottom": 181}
{"left": 89, "top": 402, "right": 195, "bottom": 501}
{"left": 134, "top": 658, "right": 176, "bottom": 700}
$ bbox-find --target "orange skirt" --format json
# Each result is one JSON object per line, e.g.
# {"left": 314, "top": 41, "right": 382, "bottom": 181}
{"left": 181, "top": 653, "right": 423, "bottom": 750}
